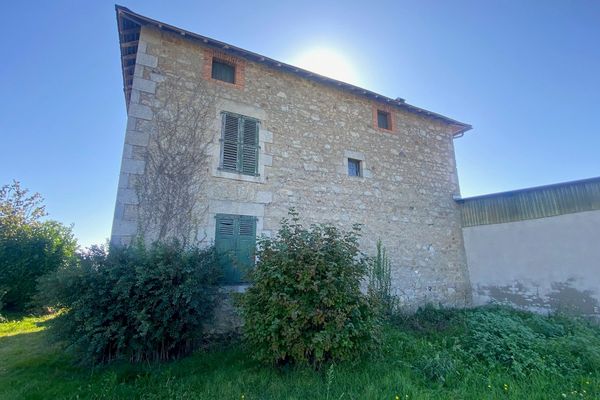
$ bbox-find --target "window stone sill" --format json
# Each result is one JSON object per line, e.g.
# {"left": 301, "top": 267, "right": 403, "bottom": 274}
{"left": 213, "top": 169, "right": 265, "bottom": 183}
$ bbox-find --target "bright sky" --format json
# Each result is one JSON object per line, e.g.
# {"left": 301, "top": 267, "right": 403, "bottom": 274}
{"left": 1, "top": 1, "right": 599, "bottom": 247}
{"left": 292, "top": 47, "right": 360, "bottom": 85}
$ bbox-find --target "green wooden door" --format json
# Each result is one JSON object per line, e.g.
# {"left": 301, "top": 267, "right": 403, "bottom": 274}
{"left": 215, "top": 214, "right": 257, "bottom": 284}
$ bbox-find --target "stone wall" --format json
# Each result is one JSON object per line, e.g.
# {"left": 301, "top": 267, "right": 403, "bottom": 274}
{"left": 111, "top": 25, "right": 472, "bottom": 309}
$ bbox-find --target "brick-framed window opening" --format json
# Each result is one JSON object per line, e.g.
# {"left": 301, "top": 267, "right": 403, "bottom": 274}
{"left": 372, "top": 105, "right": 395, "bottom": 132}
{"left": 220, "top": 112, "right": 260, "bottom": 176}
{"left": 211, "top": 59, "right": 235, "bottom": 83}
{"left": 203, "top": 48, "right": 245, "bottom": 89}
{"left": 377, "top": 110, "right": 391, "bottom": 130}
{"left": 348, "top": 158, "right": 362, "bottom": 177}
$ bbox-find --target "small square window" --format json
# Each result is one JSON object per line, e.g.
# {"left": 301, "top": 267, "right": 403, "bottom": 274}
{"left": 377, "top": 110, "right": 391, "bottom": 130}
{"left": 348, "top": 158, "right": 361, "bottom": 177}
{"left": 212, "top": 59, "right": 235, "bottom": 84}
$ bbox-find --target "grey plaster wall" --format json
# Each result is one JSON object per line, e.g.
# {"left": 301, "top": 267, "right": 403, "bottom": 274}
{"left": 464, "top": 210, "right": 600, "bottom": 317}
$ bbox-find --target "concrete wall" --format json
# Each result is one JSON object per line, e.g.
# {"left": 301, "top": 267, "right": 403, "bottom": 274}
{"left": 464, "top": 210, "right": 600, "bottom": 317}
{"left": 111, "top": 25, "right": 472, "bottom": 309}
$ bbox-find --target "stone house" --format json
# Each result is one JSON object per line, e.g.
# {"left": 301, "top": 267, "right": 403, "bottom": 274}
{"left": 111, "top": 6, "right": 473, "bottom": 308}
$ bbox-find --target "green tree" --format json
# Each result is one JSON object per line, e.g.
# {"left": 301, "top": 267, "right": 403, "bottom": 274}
{"left": 0, "top": 181, "right": 77, "bottom": 311}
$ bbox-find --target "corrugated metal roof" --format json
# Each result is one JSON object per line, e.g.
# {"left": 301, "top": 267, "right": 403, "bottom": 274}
{"left": 115, "top": 5, "right": 472, "bottom": 137}
{"left": 457, "top": 177, "right": 600, "bottom": 227}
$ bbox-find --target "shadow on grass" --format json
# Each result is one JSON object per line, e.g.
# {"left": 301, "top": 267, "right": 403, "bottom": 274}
{"left": 0, "top": 329, "right": 55, "bottom": 362}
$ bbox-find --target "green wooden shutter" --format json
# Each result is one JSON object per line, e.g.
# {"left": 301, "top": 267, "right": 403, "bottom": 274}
{"left": 215, "top": 214, "right": 257, "bottom": 284}
{"left": 221, "top": 113, "right": 260, "bottom": 176}
{"left": 215, "top": 214, "right": 237, "bottom": 283}
{"left": 241, "top": 118, "right": 259, "bottom": 175}
{"left": 236, "top": 215, "right": 257, "bottom": 280}
{"left": 221, "top": 113, "right": 240, "bottom": 171}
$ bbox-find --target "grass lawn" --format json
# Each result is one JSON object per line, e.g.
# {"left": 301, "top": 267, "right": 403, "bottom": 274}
{"left": 1, "top": 309, "right": 599, "bottom": 400}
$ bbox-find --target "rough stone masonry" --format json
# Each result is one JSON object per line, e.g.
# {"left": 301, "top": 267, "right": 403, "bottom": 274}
{"left": 111, "top": 8, "right": 473, "bottom": 310}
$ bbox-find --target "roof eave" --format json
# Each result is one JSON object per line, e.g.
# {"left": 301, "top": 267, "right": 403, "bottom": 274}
{"left": 115, "top": 5, "right": 472, "bottom": 135}
{"left": 455, "top": 176, "right": 600, "bottom": 202}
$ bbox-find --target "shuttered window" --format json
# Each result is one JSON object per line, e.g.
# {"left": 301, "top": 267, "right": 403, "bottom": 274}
{"left": 215, "top": 214, "right": 257, "bottom": 284}
{"left": 220, "top": 112, "right": 260, "bottom": 175}
{"left": 212, "top": 59, "right": 235, "bottom": 83}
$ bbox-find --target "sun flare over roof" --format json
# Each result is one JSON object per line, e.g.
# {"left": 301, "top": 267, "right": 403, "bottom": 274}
{"left": 292, "top": 47, "right": 359, "bottom": 85}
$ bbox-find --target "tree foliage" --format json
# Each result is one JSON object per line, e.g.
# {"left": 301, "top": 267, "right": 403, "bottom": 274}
{"left": 0, "top": 180, "right": 47, "bottom": 230}
{"left": 0, "top": 181, "right": 77, "bottom": 311}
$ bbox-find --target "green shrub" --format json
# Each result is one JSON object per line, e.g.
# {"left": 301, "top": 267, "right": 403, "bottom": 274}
{"left": 395, "top": 304, "right": 466, "bottom": 334}
{"left": 38, "top": 241, "right": 220, "bottom": 364}
{"left": 415, "top": 350, "right": 459, "bottom": 385}
{"left": 545, "top": 316, "right": 600, "bottom": 374}
{"left": 523, "top": 312, "right": 567, "bottom": 338}
{"left": 559, "top": 333, "right": 600, "bottom": 372}
{"left": 0, "top": 288, "right": 6, "bottom": 322}
{"left": 0, "top": 181, "right": 77, "bottom": 311}
{"left": 459, "top": 307, "right": 600, "bottom": 377}
{"left": 0, "top": 287, "right": 6, "bottom": 310}
{"left": 240, "top": 210, "right": 379, "bottom": 367}
{"left": 461, "top": 307, "right": 549, "bottom": 376}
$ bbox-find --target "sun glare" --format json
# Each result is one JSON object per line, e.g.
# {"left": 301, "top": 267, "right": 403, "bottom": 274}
{"left": 292, "top": 47, "right": 359, "bottom": 85}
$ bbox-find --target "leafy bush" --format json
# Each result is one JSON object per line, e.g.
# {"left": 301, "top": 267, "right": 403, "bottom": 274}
{"left": 394, "top": 304, "right": 465, "bottom": 334}
{"left": 397, "top": 305, "right": 600, "bottom": 378}
{"left": 415, "top": 350, "right": 459, "bottom": 385}
{"left": 461, "top": 308, "right": 549, "bottom": 376}
{"left": 559, "top": 333, "right": 600, "bottom": 372}
{"left": 523, "top": 312, "right": 567, "bottom": 338}
{"left": 0, "top": 288, "right": 6, "bottom": 322}
{"left": 240, "top": 210, "right": 379, "bottom": 367}
{"left": 543, "top": 316, "right": 600, "bottom": 374}
{"left": 0, "top": 181, "right": 77, "bottom": 311}
{"left": 39, "top": 241, "right": 220, "bottom": 364}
